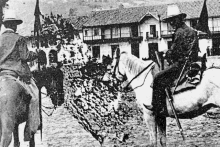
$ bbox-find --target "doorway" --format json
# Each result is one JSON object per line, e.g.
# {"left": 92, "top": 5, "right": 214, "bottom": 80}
{"left": 148, "top": 43, "right": 158, "bottom": 60}
{"left": 131, "top": 43, "right": 139, "bottom": 58}
{"left": 111, "top": 45, "right": 119, "bottom": 58}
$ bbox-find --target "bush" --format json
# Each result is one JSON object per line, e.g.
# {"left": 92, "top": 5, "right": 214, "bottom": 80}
{"left": 61, "top": 61, "right": 142, "bottom": 145}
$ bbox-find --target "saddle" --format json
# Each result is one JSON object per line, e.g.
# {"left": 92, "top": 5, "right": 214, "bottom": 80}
{"left": 152, "top": 54, "right": 207, "bottom": 95}
{"left": 171, "top": 62, "right": 203, "bottom": 94}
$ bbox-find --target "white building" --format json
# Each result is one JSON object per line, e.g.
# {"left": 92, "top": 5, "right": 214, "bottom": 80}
{"left": 82, "top": 0, "right": 220, "bottom": 61}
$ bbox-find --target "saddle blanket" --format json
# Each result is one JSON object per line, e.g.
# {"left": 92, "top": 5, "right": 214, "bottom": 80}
{"left": 151, "top": 62, "right": 203, "bottom": 95}
{"left": 171, "top": 62, "right": 202, "bottom": 94}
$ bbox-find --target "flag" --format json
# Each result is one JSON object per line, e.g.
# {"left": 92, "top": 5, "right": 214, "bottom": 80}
{"left": 196, "top": 0, "right": 211, "bottom": 35}
{"left": 34, "top": 0, "right": 43, "bottom": 140}
{"left": 34, "top": 0, "right": 41, "bottom": 47}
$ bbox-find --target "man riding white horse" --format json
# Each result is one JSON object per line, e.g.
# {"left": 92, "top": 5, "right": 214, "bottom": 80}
{"left": 0, "top": 9, "right": 40, "bottom": 141}
{"left": 148, "top": 5, "right": 200, "bottom": 114}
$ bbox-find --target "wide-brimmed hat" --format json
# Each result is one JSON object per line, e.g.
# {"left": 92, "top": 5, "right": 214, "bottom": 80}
{"left": 163, "top": 4, "right": 186, "bottom": 22}
{"left": 2, "top": 9, "right": 23, "bottom": 25}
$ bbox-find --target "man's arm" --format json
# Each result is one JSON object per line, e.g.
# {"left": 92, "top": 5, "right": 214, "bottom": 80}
{"left": 166, "top": 31, "right": 182, "bottom": 63}
{"left": 18, "top": 37, "right": 38, "bottom": 62}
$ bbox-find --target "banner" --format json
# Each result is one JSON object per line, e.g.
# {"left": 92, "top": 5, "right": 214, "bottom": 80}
{"left": 34, "top": 0, "right": 41, "bottom": 47}
{"left": 196, "top": 0, "right": 211, "bottom": 35}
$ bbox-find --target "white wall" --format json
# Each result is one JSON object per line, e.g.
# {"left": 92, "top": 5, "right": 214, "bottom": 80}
{"left": 208, "top": 18, "right": 220, "bottom": 31}
{"left": 119, "top": 42, "right": 131, "bottom": 54}
{"left": 140, "top": 17, "right": 159, "bottom": 40}
{"left": 139, "top": 17, "right": 168, "bottom": 59}
{"left": 199, "top": 38, "right": 212, "bottom": 56}
{"left": 158, "top": 38, "right": 170, "bottom": 52}
{"left": 92, "top": 42, "right": 131, "bottom": 62}
{"left": 83, "top": 17, "right": 220, "bottom": 60}
{"left": 121, "top": 27, "right": 130, "bottom": 37}
{"left": 100, "top": 44, "right": 112, "bottom": 57}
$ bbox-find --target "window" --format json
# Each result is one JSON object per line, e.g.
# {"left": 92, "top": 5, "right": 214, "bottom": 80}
{"left": 113, "top": 27, "right": 119, "bottom": 36}
{"left": 131, "top": 43, "right": 139, "bottom": 58}
{"left": 150, "top": 25, "right": 157, "bottom": 37}
{"left": 213, "top": 18, "right": 220, "bottom": 31}
{"left": 148, "top": 43, "right": 158, "bottom": 60}
{"left": 94, "top": 28, "right": 99, "bottom": 36}
{"left": 92, "top": 46, "right": 100, "bottom": 59}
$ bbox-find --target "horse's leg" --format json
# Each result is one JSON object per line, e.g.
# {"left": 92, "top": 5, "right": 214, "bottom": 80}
{"left": 143, "top": 107, "right": 157, "bottom": 147}
{"left": 156, "top": 114, "right": 166, "bottom": 147}
{"left": 13, "top": 124, "right": 20, "bottom": 147}
{"left": 0, "top": 114, "right": 14, "bottom": 147}
{"left": 29, "top": 134, "right": 35, "bottom": 147}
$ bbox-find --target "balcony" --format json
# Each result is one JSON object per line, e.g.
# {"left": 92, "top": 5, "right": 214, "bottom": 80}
{"left": 83, "top": 32, "right": 143, "bottom": 44}
{"left": 210, "top": 26, "right": 220, "bottom": 34}
{"left": 146, "top": 31, "right": 158, "bottom": 40}
{"left": 196, "top": 26, "right": 220, "bottom": 39}
{"left": 161, "top": 30, "right": 174, "bottom": 38}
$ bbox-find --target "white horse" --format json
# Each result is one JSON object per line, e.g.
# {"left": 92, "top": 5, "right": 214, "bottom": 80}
{"left": 107, "top": 48, "right": 220, "bottom": 147}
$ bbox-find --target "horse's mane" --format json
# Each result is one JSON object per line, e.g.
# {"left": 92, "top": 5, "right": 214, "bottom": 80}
{"left": 120, "top": 52, "right": 154, "bottom": 75}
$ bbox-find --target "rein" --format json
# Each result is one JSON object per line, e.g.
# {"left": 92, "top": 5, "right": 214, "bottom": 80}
{"left": 124, "top": 61, "right": 154, "bottom": 91}
{"left": 112, "top": 53, "right": 154, "bottom": 92}
{"left": 113, "top": 56, "right": 125, "bottom": 80}
{"left": 40, "top": 89, "right": 57, "bottom": 116}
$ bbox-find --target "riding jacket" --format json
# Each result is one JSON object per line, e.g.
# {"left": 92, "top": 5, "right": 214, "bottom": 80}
{"left": 0, "top": 29, "right": 38, "bottom": 80}
{"left": 166, "top": 23, "right": 199, "bottom": 64}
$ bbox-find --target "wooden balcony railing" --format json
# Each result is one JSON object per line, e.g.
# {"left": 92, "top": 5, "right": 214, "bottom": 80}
{"left": 83, "top": 32, "right": 143, "bottom": 42}
{"left": 161, "top": 30, "right": 174, "bottom": 38}
{"left": 146, "top": 31, "right": 158, "bottom": 39}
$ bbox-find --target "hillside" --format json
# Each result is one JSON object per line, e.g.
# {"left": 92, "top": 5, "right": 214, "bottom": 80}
{"left": 7, "top": 0, "right": 201, "bottom": 36}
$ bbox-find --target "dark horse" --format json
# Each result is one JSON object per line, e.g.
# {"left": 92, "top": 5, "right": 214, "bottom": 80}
{"left": 32, "top": 66, "right": 64, "bottom": 107}
{"left": 0, "top": 66, "right": 64, "bottom": 147}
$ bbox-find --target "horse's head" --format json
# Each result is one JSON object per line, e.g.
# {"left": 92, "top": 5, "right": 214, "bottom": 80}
{"left": 32, "top": 66, "right": 64, "bottom": 106}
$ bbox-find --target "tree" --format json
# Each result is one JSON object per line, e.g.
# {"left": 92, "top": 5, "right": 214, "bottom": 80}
{"left": 40, "top": 12, "right": 78, "bottom": 47}
{"left": 40, "top": 12, "right": 91, "bottom": 65}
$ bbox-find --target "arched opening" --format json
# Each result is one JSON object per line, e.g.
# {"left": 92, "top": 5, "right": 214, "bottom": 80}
{"left": 49, "top": 50, "right": 58, "bottom": 64}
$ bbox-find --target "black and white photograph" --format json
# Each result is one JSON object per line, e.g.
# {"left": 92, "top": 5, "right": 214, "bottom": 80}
{"left": 0, "top": 0, "right": 220, "bottom": 146}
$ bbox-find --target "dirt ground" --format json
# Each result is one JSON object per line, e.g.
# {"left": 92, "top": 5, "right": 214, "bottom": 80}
{"left": 40, "top": 99, "right": 220, "bottom": 147}
{"left": 9, "top": 95, "right": 220, "bottom": 147}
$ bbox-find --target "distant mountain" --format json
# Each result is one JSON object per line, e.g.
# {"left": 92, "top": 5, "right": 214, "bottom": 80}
{"left": 7, "top": 0, "right": 201, "bottom": 36}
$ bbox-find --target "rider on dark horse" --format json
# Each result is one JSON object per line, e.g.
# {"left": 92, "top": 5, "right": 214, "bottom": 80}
{"left": 149, "top": 5, "right": 200, "bottom": 114}
{"left": 0, "top": 9, "right": 40, "bottom": 141}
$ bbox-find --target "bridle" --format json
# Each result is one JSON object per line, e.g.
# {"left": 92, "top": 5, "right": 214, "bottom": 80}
{"left": 111, "top": 53, "right": 154, "bottom": 91}
{"left": 112, "top": 54, "right": 127, "bottom": 82}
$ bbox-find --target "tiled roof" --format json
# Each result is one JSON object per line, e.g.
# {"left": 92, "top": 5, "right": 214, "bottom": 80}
{"left": 177, "top": 0, "right": 220, "bottom": 19}
{"left": 83, "top": 7, "right": 154, "bottom": 27}
{"left": 66, "top": 16, "right": 89, "bottom": 30}
{"left": 83, "top": 0, "right": 220, "bottom": 27}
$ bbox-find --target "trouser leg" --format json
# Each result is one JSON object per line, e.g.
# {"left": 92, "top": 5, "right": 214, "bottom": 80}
{"left": 152, "top": 64, "right": 181, "bottom": 114}
{"left": 23, "top": 79, "right": 40, "bottom": 141}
